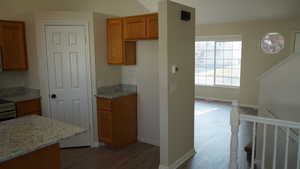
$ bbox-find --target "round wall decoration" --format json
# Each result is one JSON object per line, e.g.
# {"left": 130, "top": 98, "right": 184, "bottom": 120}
{"left": 261, "top": 32, "right": 285, "bottom": 54}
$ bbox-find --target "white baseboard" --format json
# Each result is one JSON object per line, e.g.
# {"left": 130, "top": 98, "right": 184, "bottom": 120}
{"left": 195, "top": 96, "right": 233, "bottom": 103}
{"left": 159, "top": 165, "right": 169, "bottom": 169}
{"left": 239, "top": 104, "right": 258, "bottom": 109}
{"left": 138, "top": 137, "right": 160, "bottom": 147}
{"left": 159, "top": 148, "right": 196, "bottom": 169}
{"left": 91, "top": 142, "right": 104, "bottom": 148}
{"left": 195, "top": 96, "right": 258, "bottom": 109}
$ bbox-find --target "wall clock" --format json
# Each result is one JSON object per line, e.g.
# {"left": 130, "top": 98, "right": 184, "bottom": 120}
{"left": 261, "top": 32, "right": 284, "bottom": 54}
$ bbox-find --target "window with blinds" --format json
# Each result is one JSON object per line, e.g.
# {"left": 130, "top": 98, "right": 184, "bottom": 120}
{"left": 195, "top": 39, "right": 242, "bottom": 87}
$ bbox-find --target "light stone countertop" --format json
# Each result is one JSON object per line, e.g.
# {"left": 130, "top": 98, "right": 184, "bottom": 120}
{"left": 0, "top": 87, "right": 40, "bottom": 102}
{"left": 96, "top": 84, "right": 137, "bottom": 99}
{"left": 0, "top": 115, "right": 85, "bottom": 163}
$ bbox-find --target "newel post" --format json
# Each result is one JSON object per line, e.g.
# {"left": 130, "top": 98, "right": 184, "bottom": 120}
{"left": 229, "top": 100, "right": 240, "bottom": 169}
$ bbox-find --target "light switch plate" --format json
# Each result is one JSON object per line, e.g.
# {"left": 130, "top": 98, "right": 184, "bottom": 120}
{"left": 172, "top": 65, "right": 178, "bottom": 74}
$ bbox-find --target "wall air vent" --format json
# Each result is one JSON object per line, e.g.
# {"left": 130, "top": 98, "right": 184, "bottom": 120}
{"left": 181, "top": 10, "right": 191, "bottom": 21}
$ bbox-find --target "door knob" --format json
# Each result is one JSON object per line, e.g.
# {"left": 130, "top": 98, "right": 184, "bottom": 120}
{"left": 51, "top": 94, "right": 57, "bottom": 99}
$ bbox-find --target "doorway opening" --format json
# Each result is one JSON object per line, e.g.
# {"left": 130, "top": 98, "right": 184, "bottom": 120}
{"left": 190, "top": 36, "right": 243, "bottom": 169}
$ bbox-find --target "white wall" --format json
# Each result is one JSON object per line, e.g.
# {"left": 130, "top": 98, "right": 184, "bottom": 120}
{"left": 159, "top": 0, "right": 195, "bottom": 167}
{"left": 0, "top": 13, "right": 40, "bottom": 89}
{"left": 0, "top": 0, "right": 148, "bottom": 89}
{"left": 0, "top": 0, "right": 64, "bottom": 89}
{"left": 121, "top": 41, "right": 160, "bottom": 146}
{"left": 295, "top": 32, "right": 300, "bottom": 53}
{"left": 196, "top": 17, "right": 300, "bottom": 106}
{"left": 195, "top": 86, "right": 240, "bottom": 102}
{"left": 121, "top": 67, "right": 137, "bottom": 85}
{"left": 257, "top": 52, "right": 300, "bottom": 169}
{"left": 94, "top": 13, "right": 121, "bottom": 88}
{"left": 62, "top": 0, "right": 149, "bottom": 17}
{"left": 259, "top": 53, "right": 300, "bottom": 121}
{"left": 0, "top": 72, "right": 26, "bottom": 88}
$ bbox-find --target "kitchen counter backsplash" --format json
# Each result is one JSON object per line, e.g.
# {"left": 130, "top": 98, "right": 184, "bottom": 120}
{"left": 0, "top": 87, "right": 40, "bottom": 102}
{"left": 97, "top": 84, "right": 137, "bottom": 99}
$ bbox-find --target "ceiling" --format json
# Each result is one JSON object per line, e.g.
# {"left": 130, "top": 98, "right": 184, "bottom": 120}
{"left": 138, "top": 0, "right": 300, "bottom": 24}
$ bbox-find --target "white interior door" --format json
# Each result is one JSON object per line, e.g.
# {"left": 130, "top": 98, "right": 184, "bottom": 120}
{"left": 45, "top": 25, "right": 90, "bottom": 147}
{"left": 295, "top": 32, "right": 300, "bottom": 53}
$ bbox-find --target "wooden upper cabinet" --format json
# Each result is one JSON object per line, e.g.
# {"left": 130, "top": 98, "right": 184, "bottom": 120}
{"left": 107, "top": 13, "right": 157, "bottom": 65}
{"left": 0, "top": 20, "right": 28, "bottom": 71}
{"left": 146, "top": 14, "right": 158, "bottom": 39}
{"left": 123, "top": 16, "right": 146, "bottom": 40}
{"left": 107, "top": 18, "right": 124, "bottom": 65}
{"left": 123, "top": 14, "right": 158, "bottom": 40}
{"left": 107, "top": 18, "right": 136, "bottom": 65}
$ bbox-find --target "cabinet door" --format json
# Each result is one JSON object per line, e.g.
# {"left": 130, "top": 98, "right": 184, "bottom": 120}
{"left": 107, "top": 19, "right": 124, "bottom": 65}
{"left": 99, "top": 110, "right": 113, "bottom": 143}
{"left": 0, "top": 21, "right": 28, "bottom": 71}
{"left": 123, "top": 16, "right": 146, "bottom": 40}
{"left": 146, "top": 14, "right": 158, "bottom": 39}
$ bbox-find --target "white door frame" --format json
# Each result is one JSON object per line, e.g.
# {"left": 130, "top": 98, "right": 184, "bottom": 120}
{"left": 36, "top": 12, "right": 96, "bottom": 147}
{"left": 292, "top": 30, "right": 300, "bottom": 53}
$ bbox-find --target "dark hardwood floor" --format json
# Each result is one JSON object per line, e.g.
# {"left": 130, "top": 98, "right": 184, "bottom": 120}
{"left": 61, "top": 100, "right": 256, "bottom": 169}
{"left": 61, "top": 143, "right": 160, "bottom": 169}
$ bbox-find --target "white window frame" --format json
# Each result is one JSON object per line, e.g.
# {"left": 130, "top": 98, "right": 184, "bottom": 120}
{"left": 195, "top": 35, "right": 242, "bottom": 88}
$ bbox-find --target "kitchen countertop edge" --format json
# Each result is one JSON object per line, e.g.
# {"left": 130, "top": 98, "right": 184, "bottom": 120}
{"left": 96, "top": 92, "right": 137, "bottom": 99}
{"left": 0, "top": 116, "right": 85, "bottom": 163}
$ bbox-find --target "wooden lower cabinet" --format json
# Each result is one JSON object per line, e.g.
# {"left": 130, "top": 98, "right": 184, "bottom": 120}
{"left": 99, "top": 110, "right": 113, "bottom": 143}
{"left": 97, "top": 94, "right": 137, "bottom": 147}
{"left": 16, "top": 98, "right": 41, "bottom": 117}
{"left": 0, "top": 144, "right": 60, "bottom": 169}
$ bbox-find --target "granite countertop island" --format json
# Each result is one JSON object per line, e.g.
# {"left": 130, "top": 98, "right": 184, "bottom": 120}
{"left": 0, "top": 115, "right": 85, "bottom": 163}
{"left": 96, "top": 84, "right": 137, "bottom": 99}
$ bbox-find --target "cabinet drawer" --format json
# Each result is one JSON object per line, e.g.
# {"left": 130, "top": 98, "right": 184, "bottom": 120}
{"left": 16, "top": 99, "right": 41, "bottom": 117}
{"left": 97, "top": 98, "right": 112, "bottom": 111}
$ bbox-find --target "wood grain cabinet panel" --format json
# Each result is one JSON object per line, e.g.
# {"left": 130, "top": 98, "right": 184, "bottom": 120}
{"left": 146, "top": 14, "right": 159, "bottom": 39}
{"left": 98, "top": 98, "right": 112, "bottom": 111}
{"left": 0, "top": 144, "right": 60, "bottom": 169}
{"left": 0, "top": 20, "right": 28, "bottom": 71}
{"left": 107, "top": 19, "right": 136, "bottom": 65}
{"left": 98, "top": 110, "right": 113, "bottom": 143}
{"left": 16, "top": 98, "right": 41, "bottom": 117}
{"left": 123, "top": 16, "right": 146, "bottom": 40}
{"left": 97, "top": 94, "right": 137, "bottom": 147}
{"left": 107, "top": 18, "right": 124, "bottom": 65}
{"left": 106, "top": 13, "right": 157, "bottom": 65}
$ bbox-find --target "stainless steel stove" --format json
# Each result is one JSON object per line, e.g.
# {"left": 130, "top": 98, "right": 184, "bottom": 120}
{"left": 0, "top": 99, "right": 16, "bottom": 121}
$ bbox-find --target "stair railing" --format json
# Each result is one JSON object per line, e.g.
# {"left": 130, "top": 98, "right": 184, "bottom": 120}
{"left": 229, "top": 100, "right": 300, "bottom": 169}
